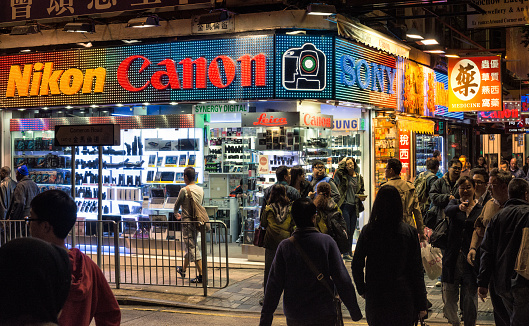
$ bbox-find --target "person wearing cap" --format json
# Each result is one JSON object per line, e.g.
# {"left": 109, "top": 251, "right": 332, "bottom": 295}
{"left": 6, "top": 165, "right": 38, "bottom": 222}
{"left": 0, "top": 237, "right": 71, "bottom": 325}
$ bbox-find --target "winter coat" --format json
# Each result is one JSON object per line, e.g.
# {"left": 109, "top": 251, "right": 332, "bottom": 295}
{"left": 6, "top": 176, "right": 38, "bottom": 220}
{"left": 383, "top": 177, "right": 425, "bottom": 237}
{"left": 478, "top": 198, "right": 529, "bottom": 294}
{"left": 333, "top": 161, "right": 365, "bottom": 215}
{"left": 352, "top": 222, "right": 428, "bottom": 326}
{"left": 260, "top": 203, "right": 294, "bottom": 251}
{"left": 443, "top": 199, "right": 483, "bottom": 284}
{"left": 427, "top": 173, "right": 459, "bottom": 228}
{"left": 0, "top": 176, "right": 16, "bottom": 219}
{"left": 260, "top": 181, "right": 300, "bottom": 208}
{"left": 510, "top": 167, "right": 526, "bottom": 179}
{"left": 58, "top": 248, "right": 121, "bottom": 326}
{"left": 295, "top": 179, "right": 313, "bottom": 198}
{"left": 315, "top": 199, "right": 344, "bottom": 238}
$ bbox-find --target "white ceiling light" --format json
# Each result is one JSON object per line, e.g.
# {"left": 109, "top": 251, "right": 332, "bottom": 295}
{"left": 417, "top": 38, "right": 439, "bottom": 45}
{"left": 405, "top": 28, "right": 423, "bottom": 40}
{"left": 126, "top": 16, "right": 160, "bottom": 28}
{"left": 306, "top": 3, "right": 336, "bottom": 16}
{"left": 64, "top": 21, "right": 95, "bottom": 33}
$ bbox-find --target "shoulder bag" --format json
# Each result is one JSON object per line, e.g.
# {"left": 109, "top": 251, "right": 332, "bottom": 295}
{"left": 185, "top": 186, "right": 211, "bottom": 231}
{"left": 430, "top": 217, "right": 448, "bottom": 250}
{"left": 289, "top": 236, "right": 344, "bottom": 326}
{"left": 515, "top": 227, "right": 529, "bottom": 280}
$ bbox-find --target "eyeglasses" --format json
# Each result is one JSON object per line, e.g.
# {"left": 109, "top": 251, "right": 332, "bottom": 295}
{"left": 474, "top": 181, "right": 486, "bottom": 185}
{"left": 450, "top": 166, "right": 462, "bottom": 171}
{"left": 459, "top": 187, "right": 473, "bottom": 191}
{"left": 24, "top": 217, "right": 41, "bottom": 224}
{"left": 314, "top": 166, "right": 325, "bottom": 170}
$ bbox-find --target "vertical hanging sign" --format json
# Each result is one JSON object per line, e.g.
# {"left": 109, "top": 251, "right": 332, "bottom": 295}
{"left": 448, "top": 56, "right": 502, "bottom": 112}
{"left": 399, "top": 131, "right": 410, "bottom": 175}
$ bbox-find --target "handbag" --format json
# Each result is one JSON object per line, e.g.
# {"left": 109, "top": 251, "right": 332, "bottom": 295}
{"left": 289, "top": 236, "right": 344, "bottom": 326}
{"left": 253, "top": 226, "right": 266, "bottom": 247}
{"left": 430, "top": 217, "right": 448, "bottom": 250}
{"left": 515, "top": 227, "right": 529, "bottom": 280}
{"left": 185, "top": 187, "right": 211, "bottom": 231}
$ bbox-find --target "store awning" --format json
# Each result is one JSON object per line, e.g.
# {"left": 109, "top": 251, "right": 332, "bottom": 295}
{"left": 333, "top": 15, "right": 410, "bottom": 59}
{"left": 397, "top": 116, "right": 435, "bottom": 134}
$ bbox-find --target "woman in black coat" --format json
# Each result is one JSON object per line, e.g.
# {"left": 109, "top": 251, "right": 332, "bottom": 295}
{"left": 443, "top": 176, "right": 483, "bottom": 326}
{"left": 352, "top": 185, "right": 427, "bottom": 326}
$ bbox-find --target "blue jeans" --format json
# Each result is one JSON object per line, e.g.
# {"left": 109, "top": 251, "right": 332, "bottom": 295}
{"left": 341, "top": 203, "right": 357, "bottom": 256}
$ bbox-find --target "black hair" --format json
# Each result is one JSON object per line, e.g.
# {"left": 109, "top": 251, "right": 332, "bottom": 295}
{"left": 30, "top": 190, "right": 77, "bottom": 240}
{"left": 426, "top": 158, "right": 440, "bottom": 171}
{"left": 345, "top": 157, "right": 359, "bottom": 172}
{"left": 311, "top": 160, "right": 325, "bottom": 169}
{"left": 456, "top": 175, "right": 475, "bottom": 188}
{"left": 449, "top": 158, "right": 462, "bottom": 168}
{"left": 276, "top": 165, "right": 289, "bottom": 182}
{"left": 433, "top": 150, "right": 441, "bottom": 158}
{"left": 313, "top": 182, "right": 331, "bottom": 210}
{"left": 268, "top": 184, "right": 290, "bottom": 206}
{"left": 289, "top": 165, "right": 305, "bottom": 187}
{"left": 471, "top": 168, "right": 488, "bottom": 181}
{"left": 500, "top": 160, "right": 509, "bottom": 167}
{"left": 184, "top": 167, "right": 196, "bottom": 182}
{"left": 369, "top": 185, "right": 403, "bottom": 229}
{"left": 508, "top": 178, "right": 529, "bottom": 200}
{"left": 291, "top": 198, "right": 317, "bottom": 228}
{"left": 386, "top": 158, "right": 402, "bottom": 175}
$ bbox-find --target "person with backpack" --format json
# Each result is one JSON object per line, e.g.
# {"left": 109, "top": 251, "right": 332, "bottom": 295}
{"left": 174, "top": 167, "right": 205, "bottom": 284}
{"left": 384, "top": 158, "right": 427, "bottom": 241}
{"left": 260, "top": 184, "right": 295, "bottom": 298}
{"left": 414, "top": 158, "right": 439, "bottom": 220}
{"left": 426, "top": 158, "right": 462, "bottom": 229}
{"left": 333, "top": 157, "right": 365, "bottom": 261}
{"left": 308, "top": 160, "right": 340, "bottom": 203}
{"left": 314, "top": 182, "right": 350, "bottom": 255}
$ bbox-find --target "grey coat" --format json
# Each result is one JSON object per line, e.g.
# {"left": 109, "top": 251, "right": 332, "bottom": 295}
{"left": 6, "top": 176, "right": 39, "bottom": 220}
{"left": 0, "top": 177, "right": 16, "bottom": 219}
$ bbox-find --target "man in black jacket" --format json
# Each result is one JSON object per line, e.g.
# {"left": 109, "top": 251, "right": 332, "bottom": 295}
{"left": 427, "top": 158, "right": 461, "bottom": 229}
{"left": 478, "top": 178, "right": 529, "bottom": 326}
{"left": 6, "top": 165, "right": 39, "bottom": 222}
{"left": 260, "top": 166, "right": 300, "bottom": 207}
{"left": 0, "top": 166, "right": 17, "bottom": 220}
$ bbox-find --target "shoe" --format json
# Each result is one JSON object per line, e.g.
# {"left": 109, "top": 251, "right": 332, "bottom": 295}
{"left": 435, "top": 281, "right": 442, "bottom": 287}
{"left": 190, "top": 275, "right": 202, "bottom": 283}
{"left": 259, "top": 297, "right": 264, "bottom": 306}
{"left": 342, "top": 254, "right": 353, "bottom": 261}
{"left": 176, "top": 267, "right": 186, "bottom": 278}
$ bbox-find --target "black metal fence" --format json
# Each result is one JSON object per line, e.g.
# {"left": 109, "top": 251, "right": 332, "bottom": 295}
{"left": 0, "top": 219, "right": 229, "bottom": 297}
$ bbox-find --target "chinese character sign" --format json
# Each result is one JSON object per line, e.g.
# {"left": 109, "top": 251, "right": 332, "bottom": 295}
{"left": 399, "top": 131, "right": 410, "bottom": 175}
{"left": 448, "top": 56, "right": 502, "bottom": 112}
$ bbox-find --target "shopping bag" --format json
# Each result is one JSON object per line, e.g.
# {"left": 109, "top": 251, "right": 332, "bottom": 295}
{"left": 253, "top": 227, "right": 266, "bottom": 247}
{"left": 421, "top": 243, "right": 443, "bottom": 280}
{"left": 515, "top": 227, "right": 529, "bottom": 280}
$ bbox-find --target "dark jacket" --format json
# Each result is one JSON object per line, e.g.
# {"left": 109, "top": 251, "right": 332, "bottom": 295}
{"left": 510, "top": 167, "right": 526, "bottom": 179}
{"left": 315, "top": 199, "right": 348, "bottom": 253}
{"left": 294, "top": 179, "right": 312, "bottom": 198}
{"left": 6, "top": 176, "right": 39, "bottom": 220}
{"left": 351, "top": 222, "right": 427, "bottom": 325}
{"left": 478, "top": 198, "right": 529, "bottom": 293}
{"left": 427, "top": 173, "right": 460, "bottom": 227}
{"left": 260, "top": 203, "right": 294, "bottom": 251}
{"left": 443, "top": 199, "right": 483, "bottom": 284}
{"left": 260, "top": 227, "right": 362, "bottom": 326}
{"left": 0, "top": 177, "right": 16, "bottom": 220}
{"left": 333, "top": 161, "right": 365, "bottom": 210}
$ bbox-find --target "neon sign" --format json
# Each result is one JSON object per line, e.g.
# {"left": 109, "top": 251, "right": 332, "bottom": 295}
{"left": 340, "top": 56, "right": 396, "bottom": 94}
{"left": 252, "top": 113, "right": 288, "bottom": 126}
{"left": 117, "top": 54, "right": 266, "bottom": 92}
{"left": 302, "top": 113, "right": 332, "bottom": 128}
{"left": 6, "top": 62, "right": 106, "bottom": 97}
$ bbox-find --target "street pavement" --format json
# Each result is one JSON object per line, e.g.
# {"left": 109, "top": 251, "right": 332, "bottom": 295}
{"left": 113, "top": 247, "right": 495, "bottom": 325}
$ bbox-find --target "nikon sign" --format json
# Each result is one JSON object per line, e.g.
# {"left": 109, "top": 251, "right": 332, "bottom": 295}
{"left": 193, "top": 102, "right": 249, "bottom": 114}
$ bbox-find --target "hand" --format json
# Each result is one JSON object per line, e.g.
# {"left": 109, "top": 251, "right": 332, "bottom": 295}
{"left": 175, "top": 213, "right": 182, "bottom": 220}
{"left": 419, "top": 234, "right": 428, "bottom": 242}
{"left": 308, "top": 191, "right": 315, "bottom": 199}
{"left": 419, "top": 310, "right": 428, "bottom": 319}
{"left": 459, "top": 200, "right": 469, "bottom": 212}
{"left": 478, "top": 286, "right": 488, "bottom": 302}
{"left": 449, "top": 195, "right": 455, "bottom": 201}
{"left": 467, "top": 249, "right": 476, "bottom": 266}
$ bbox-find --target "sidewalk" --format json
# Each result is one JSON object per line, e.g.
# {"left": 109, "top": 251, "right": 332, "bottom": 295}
{"left": 113, "top": 255, "right": 495, "bottom": 325}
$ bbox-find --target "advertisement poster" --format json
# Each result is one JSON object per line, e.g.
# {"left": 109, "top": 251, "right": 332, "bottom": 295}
{"left": 258, "top": 155, "right": 269, "bottom": 175}
{"left": 467, "top": 2, "right": 529, "bottom": 29}
{"left": 448, "top": 56, "right": 502, "bottom": 112}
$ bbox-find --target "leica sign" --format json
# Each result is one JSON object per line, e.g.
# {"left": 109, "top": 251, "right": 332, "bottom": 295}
{"left": 242, "top": 112, "right": 332, "bottom": 128}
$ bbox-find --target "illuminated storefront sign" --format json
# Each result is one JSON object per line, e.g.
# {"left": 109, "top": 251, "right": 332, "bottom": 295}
{"left": 193, "top": 102, "right": 249, "bottom": 114}
{"left": 522, "top": 95, "right": 529, "bottom": 113}
{"left": 241, "top": 112, "right": 332, "bottom": 128}
{"left": 477, "top": 101, "right": 521, "bottom": 123}
{"left": 448, "top": 56, "right": 502, "bottom": 112}
{"left": 335, "top": 38, "right": 397, "bottom": 109}
{"left": 333, "top": 119, "right": 359, "bottom": 131}
{"left": 301, "top": 112, "right": 332, "bottom": 128}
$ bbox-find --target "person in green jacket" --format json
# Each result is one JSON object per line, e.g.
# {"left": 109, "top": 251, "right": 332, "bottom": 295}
{"left": 314, "top": 182, "right": 349, "bottom": 255}
{"left": 260, "top": 184, "right": 294, "bottom": 296}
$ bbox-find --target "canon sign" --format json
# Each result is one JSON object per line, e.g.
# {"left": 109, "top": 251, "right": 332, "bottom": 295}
{"left": 117, "top": 54, "right": 267, "bottom": 92}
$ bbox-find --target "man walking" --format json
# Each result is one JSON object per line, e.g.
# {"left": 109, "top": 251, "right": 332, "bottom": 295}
{"left": 28, "top": 190, "right": 121, "bottom": 326}
{"left": 427, "top": 158, "right": 462, "bottom": 229}
{"left": 260, "top": 165, "right": 300, "bottom": 206}
{"left": 383, "top": 158, "right": 426, "bottom": 241}
{"left": 467, "top": 168, "right": 511, "bottom": 326}
{"left": 415, "top": 158, "right": 439, "bottom": 219}
{"left": 478, "top": 178, "right": 529, "bottom": 326}
{"left": 433, "top": 150, "right": 443, "bottom": 178}
{"left": 175, "top": 167, "right": 205, "bottom": 284}
{"left": 509, "top": 158, "right": 525, "bottom": 179}
{"left": 6, "top": 165, "right": 38, "bottom": 223}
{"left": 260, "top": 198, "right": 362, "bottom": 325}
{"left": 0, "top": 166, "right": 16, "bottom": 220}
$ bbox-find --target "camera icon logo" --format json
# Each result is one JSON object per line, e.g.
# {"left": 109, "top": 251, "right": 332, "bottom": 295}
{"left": 282, "top": 43, "right": 326, "bottom": 91}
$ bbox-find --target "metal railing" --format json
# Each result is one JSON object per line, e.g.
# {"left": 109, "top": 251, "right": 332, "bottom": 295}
{"left": 1, "top": 219, "right": 230, "bottom": 297}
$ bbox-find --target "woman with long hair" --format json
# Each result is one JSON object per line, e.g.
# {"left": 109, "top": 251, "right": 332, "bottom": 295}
{"left": 289, "top": 165, "right": 312, "bottom": 198}
{"left": 352, "top": 185, "right": 428, "bottom": 326}
{"left": 260, "top": 184, "right": 294, "bottom": 298}
{"left": 314, "top": 182, "right": 349, "bottom": 254}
